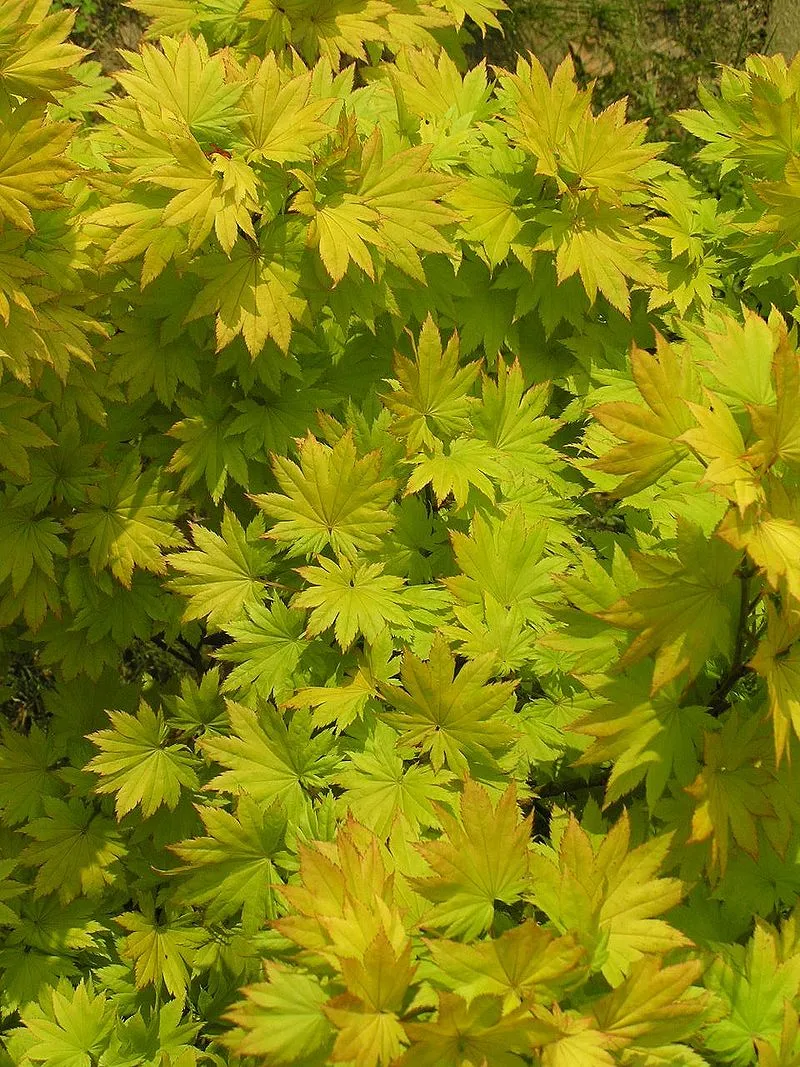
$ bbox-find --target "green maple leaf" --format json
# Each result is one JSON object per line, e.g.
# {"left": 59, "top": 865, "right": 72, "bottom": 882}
{"left": 224, "top": 962, "right": 334, "bottom": 1063}
{"left": 401, "top": 991, "right": 547, "bottom": 1067}
{"left": 85, "top": 701, "right": 200, "bottom": 820}
{"left": 597, "top": 518, "right": 741, "bottom": 693}
{"left": 216, "top": 598, "right": 308, "bottom": 702}
{"left": 333, "top": 721, "right": 457, "bottom": 836}
{"left": 200, "top": 703, "right": 340, "bottom": 821}
{"left": 589, "top": 332, "right": 702, "bottom": 497}
{"left": 410, "top": 779, "right": 532, "bottom": 940}
{"left": 527, "top": 810, "right": 689, "bottom": 984}
{"left": 379, "top": 634, "right": 518, "bottom": 774}
{"left": 703, "top": 916, "right": 800, "bottom": 1063}
{"left": 404, "top": 436, "right": 505, "bottom": 509}
{"left": 239, "top": 51, "right": 336, "bottom": 165}
{"left": 251, "top": 431, "right": 397, "bottom": 558}
{"left": 444, "top": 506, "right": 565, "bottom": 617}
{"left": 0, "top": 388, "right": 54, "bottom": 479}
{"left": 114, "top": 35, "right": 244, "bottom": 143}
{"left": 0, "top": 100, "right": 75, "bottom": 231}
{"left": 472, "top": 358, "right": 562, "bottom": 483}
{"left": 0, "top": 492, "right": 66, "bottom": 628}
{"left": 184, "top": 218, "right": 308, "bottom": 356}
{"left": 0, "top": 2, "right": 86, "bottom": 100}
{"left": 170, "top": 795, "right": 288, "bottom": 933}
{"left": 166, "top": 390, "right": 252, "bottom": 503}
{"left": 382, "top": 312, "right": 480, "bottom": 453}
{"left": 20, "top": 797, "right": 126, "bottom": 903}
{"left": 116, "top": 896, "right": 205, "bottom": 1002}
{"left": 16, "top": 980, "right": 115, "bottom": 1067}
{"left": 292, "top": 555, "right": 408, "bottom": 649}
{"left": 166, "top": 508, "right": 274, "bottom": 631}
{"left": 0, "top": 722, "right": 60, "bottom": 825}
{"left": 66, "top": 453, "right": 185, "bottom": 588}
{"left": 427, "top": 920, "right": 586, "bottom": 1008}
{"left": 572, "top": 662, "right": 710, "bottom": 806}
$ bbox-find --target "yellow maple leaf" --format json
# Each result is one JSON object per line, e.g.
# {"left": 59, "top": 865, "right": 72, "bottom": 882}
{"left": 749, "top": 601, "right": 800, "bottom": 764}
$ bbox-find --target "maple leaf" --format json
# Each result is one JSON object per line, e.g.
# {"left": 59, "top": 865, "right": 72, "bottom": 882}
{"left": 114, "top": 34, "right": 244, "bottom": 143}
{"left": 685, "top": 708, "right": 778, "bottom": 879}
{"left": 0, "top": 100, "right": 75, "bottom": 231}
{"left": 527, "top": 810, "right": 690, "bottom": 984}
{"left": 324, "top": 932, "right": 416, "bottom": 1067}
{"left": 85, "top": 701, "right": 200, "bottom": 820}
{"left": 0, "top": 388, "right": 54, "bottom": 479}
{"left": 224, "top": 962, "right": 335, "bottom": 1063}
{"left": 184, "top": 218, "right": 309, "bottom": 356}
{"left": 0, "top": 1, "right": 87, "bottom": 100}
{"left": 591, "top": 956, "right": 709, "bottom": 1050}
{"left": 750, "top": 601, "right": 800, "bottom": 763}
{"left": 379, "top": 634, "right": 518, "bottom": 774}
{"left": 66, "top": 453, "right": 185, "bottom": 589}
{"left": 20, "top": 797, "right": 126, "bottom": 903}
{"left": 596, "top": 518, "right": 741, "bottom": 693}
{"left": 200, "top": 703, "right": 340, "bottom": 822}
{"left": 354, "top": 128, "right": 461, "bottom": 283}
{"left": 239, "top": 52, "right": 337, "bottom": 164}
{"left": 679, "top": 389, "right": 764, "bottom": 512}
{"left": 745, "top": 310, "right": 800, "bottom": 471}
{"left": 426, "top": 920, "right": 587, "bottom": 1009}
{"left": 166, "top": 390, "right": 252, "bottom": 503}
{"left": 166, "top": 508, "right": 274, "bottom": 631}
{"left": 293, "top": 555, "right": 408, "bottom": 649}
{"left": 590, "top": 332, "right": 701, "bottom": 497}
{"left": 471, "top": 357, "right": 562, "bottom": 483}
{"left": 409, "top": 779, "right": 531, "bottom": 939}
{"left": 0, "top": 723, "right": 60, "bottom": 826}
{"left": 116, "top": 896, "right": 205, "bottom": 1002}
{"left": 251, "top": 431, "right": 398, "bottom": 558}
{"left": 382, "top": 313, "right": 480, "bottom": 453}
{"left": 216, "top": 599, "right": 308, "bottom": 703}
{"left": 170, "top": 795, "right": 288, "bottom": 933}
{"left": 703, "top": 916, "right": 800, "bottom": 1064}
{"left": 404, "top": 436, "right": 505, "bottom": 509}
{"left": 571, "top": 663, "right": 711, "bottom": 806}
{"left": 16, "top": 980, "right": 115, "bottom": 1067}
{"left": 717, "top": 477, "right": 800, "bottom": 607}
{"left": 333, "top": 720, "right": 457, "bottom": 836}
{"left": 443, "top": 506, "right": 565, "bottom": 617}
{"left": 0, "top": 493, "right": 66, "bottom": 629}
{"left": 400, "top": 991, "right": 548, "bottom": 1067}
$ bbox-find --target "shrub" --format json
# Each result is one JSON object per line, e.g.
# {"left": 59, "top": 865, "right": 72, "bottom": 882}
{"left": 1, "top": 1, "right": 800, "bottom": 1063}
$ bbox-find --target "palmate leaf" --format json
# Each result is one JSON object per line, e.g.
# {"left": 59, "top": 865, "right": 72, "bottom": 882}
{"left": 333, "top": 721, "right": 457, "bottom": 836}
{"left": 379, "top": 634, "right": 518, "bottom": 774}
{"left": 0, "top": 0, "right": 86, "bottom": 100}
{"left": 20, "top": 797, "right": 126, "bottom": 904}
{"left": 427, "top": 920, "right": 586, "bottom": 1009}
{"left": 750, "top": 601, "right": 800, "bottom": 763}
{"left": 251, "top": 431, "right": 398, "bottom": 559}
{"left": 200, "top": 703, "right": 341, "bottom": 822}
{"left": 170, "top": 795, "right": 288, "bottom": 933}
{"left": 292, "top": 555, "right": 408, "bottom": 649}
{"left": 14, "top": 980, "right": 115, "bottom": 1067}
{"left": 166, "top": 508, "right": 274, "bottom": 630}
{"left": 66, "top": 453, "right": 186, "bottom": 589}
{"left": 0, "top": 100, "right": 75, "bottom": 231}
{"left": 596, "top": 518, "right": 741, "bottom": 694}
{"left": 216, "top": 598, "right": 308, "bottom": 703}
{"left": 590, "top": 332, "right": 701, "bottom": 497}
{"left": 116, "top": 896, "right": 205, "bottom": 1003}
{"left": 527, "top": 810, "right": 690, "bottom": 985}
{"left": 85, "top": 702, "right": 200, "bottom": 820}
{"left": 410, "top": 779, "right": 531, "bottom": 940}
{"left": 382, "top": 313, "right": 479, "bottom": 453}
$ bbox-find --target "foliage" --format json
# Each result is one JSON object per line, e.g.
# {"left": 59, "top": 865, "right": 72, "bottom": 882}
{"left": 2, "top": 1, "right": 800, "bottom": 1065}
